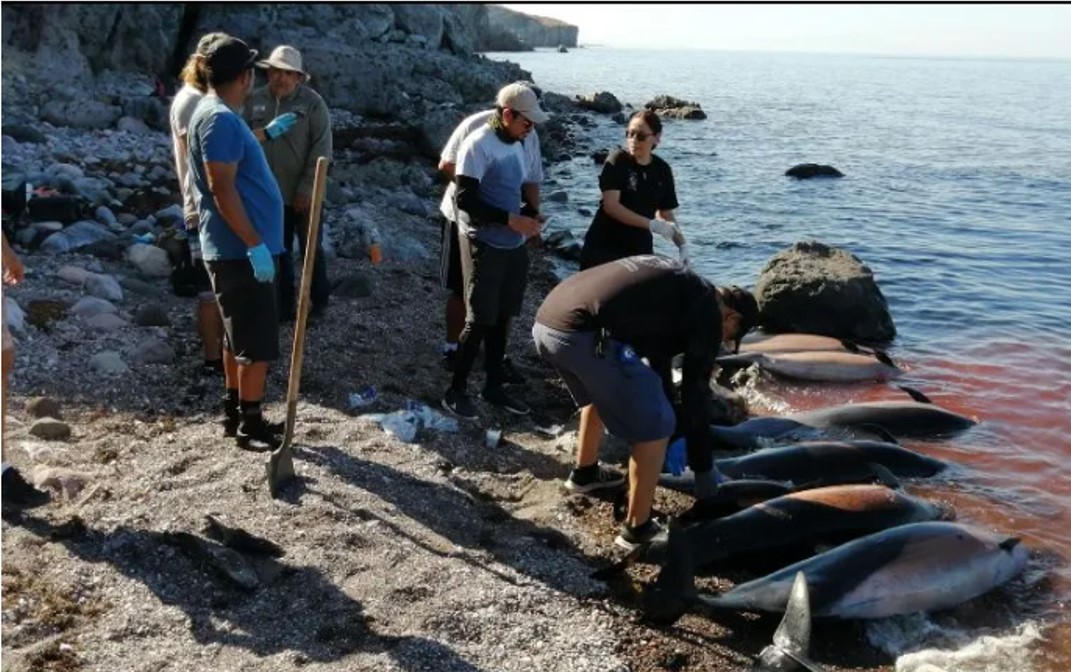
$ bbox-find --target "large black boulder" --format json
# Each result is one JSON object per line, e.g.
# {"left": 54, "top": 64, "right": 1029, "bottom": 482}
{"left": 785, "top": 163, "right": 844, "bottom": 179}
{"left": 755, "top": 241, "right": 896, "bottom": 343}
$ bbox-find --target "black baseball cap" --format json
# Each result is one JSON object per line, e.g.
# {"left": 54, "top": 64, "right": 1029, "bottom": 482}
{"left": 204, "top": 36, "right": 259, "bottom": 84}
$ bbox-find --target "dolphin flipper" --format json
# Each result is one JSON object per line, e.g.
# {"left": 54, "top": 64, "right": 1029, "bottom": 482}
{"left": 840, "top": 339, "right": 860, "bottom": 353}
{"left": 874, "top": 350, "right": 897, "bottom": 368}
{"left": 897, "top": 385, "right": 934, "bottom": 404}
{"left": 856, "top": 423, "right": 899, "bottom": 444}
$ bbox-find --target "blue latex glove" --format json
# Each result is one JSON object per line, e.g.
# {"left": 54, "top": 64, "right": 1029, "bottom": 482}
{"left": 247, "top": 243, "right": 275, "bottom": 283}
{"left": 664, "top": 437, "right": 687, "bottom": 476}
{"left": 264, "top": 112, "right": 298, "bottom": 140}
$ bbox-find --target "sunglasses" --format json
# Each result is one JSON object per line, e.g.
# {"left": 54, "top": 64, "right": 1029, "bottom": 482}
{"left": 626, "top": 129, "right": 652, "bottom": 141}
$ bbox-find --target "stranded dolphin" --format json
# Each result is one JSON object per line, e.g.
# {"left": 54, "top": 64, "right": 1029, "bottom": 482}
{"left": 645, "top": 521, "right": 1027, "bottom": 625}
{"left": 717, "top": 350, "right": 901, "bottom": 383}
{"left": 739, "top": 332, "right": 866, "bottom": 355}
{"left": 708, "top": 387, "right": 976, "bottom": 449}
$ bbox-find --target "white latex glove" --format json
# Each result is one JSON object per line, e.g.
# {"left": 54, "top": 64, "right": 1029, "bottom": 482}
{"left": 648, "top": 219, "right": 683, "bottom": 246}
{"left": 679, "top": 242, "right": 692, "bottom": 267}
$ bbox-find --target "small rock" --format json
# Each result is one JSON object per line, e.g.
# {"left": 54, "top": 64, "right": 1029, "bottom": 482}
{"left": 33, "top": 466, "right": 93, "bottom": 500}
{"left": 133, "top": 305, "right": 171, "bottom": 327}
{"left": 86, "top": 312, "right": 129, "bottom": 332}
{"left": 95, "top": 205, "right": 117, "bottom": 227}
{"left": 119, "top": 276, "right": 162, "bottom": 297}
{"left": 32, "top": 220, "right": 64, "bottom": 233}
{"left": 26, "top": 299, "right": 69, "bottom": 329}
{"left": 84, "top": 273, "right": 124, "bottom": 302}
{"left": 88, "top": 351, "right": 128, "bottom": 375}
{"left": 116, "top": 116, "right": 151, "bottom": 134}
{"left": 126, "top": 243, "right": 171, "bottom": 277}
{"left": 25, "top": 396, "right": 62, "bottom": 420}
{"left": 4, "top": 296, "right": 26, "bottom": 333}
{"left": 29, "top": 418, "right": 72, "bottom": 441}
{"left": 117, "top": 213, "right": 138, "bottom": 225}
{"left": 131, "top": 337, "right": 175, "bottom": 365}
{"left": 58, "top": 265, "right": 92, "bottom": 285}
{"left": 153, "top": 204, "right": 184, "bottom": 224}
{"left": 546, "top": 190, "right": 569, "bottom": 204}
{"left": 71, "top": 296, "right": 118, "bottom": 318}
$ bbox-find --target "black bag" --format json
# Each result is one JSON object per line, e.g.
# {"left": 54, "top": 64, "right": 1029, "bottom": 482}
{"left": 1, "top": 173, "right": 27, "bottom": 220}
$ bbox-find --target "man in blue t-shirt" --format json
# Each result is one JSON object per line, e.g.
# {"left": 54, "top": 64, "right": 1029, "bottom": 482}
{"left": 441, "top": 83, "right": 548, "bottom": 420}
{"left": 187, "top": 35, "right": 285, "bottom": 451}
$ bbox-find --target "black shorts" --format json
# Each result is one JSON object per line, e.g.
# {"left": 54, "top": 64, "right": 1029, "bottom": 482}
{"left": 193, "top": 258, "right": 213, "bottom": 295}
{"left": 439, "top": 217, "right": 463, "bottom": 295}
{"left": 457, "top": 235, "right": 528, "bottom": 327}
{"left": 205, "top": 258, "right": 280, "bottom": 364}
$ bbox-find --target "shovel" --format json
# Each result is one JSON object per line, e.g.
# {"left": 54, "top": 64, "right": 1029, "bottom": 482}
{"left": 267, "top": 156, "right": 329, "bottom": 497}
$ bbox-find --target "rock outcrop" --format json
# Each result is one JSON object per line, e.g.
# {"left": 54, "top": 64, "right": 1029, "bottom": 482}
{"left": 785, "top": 163, "right": 844, "bottom": 179}
{"left": 481, "top": 5, "right": 579, "bottom": 51}
{"left": 645, "top": 95, "right": 707, "bottom": 121}
{"left": 755, "top": 241, "right": 897, "bottom": 343}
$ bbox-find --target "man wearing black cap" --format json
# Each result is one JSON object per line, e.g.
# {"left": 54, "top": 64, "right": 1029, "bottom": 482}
{"left": 186, "top": 35, "right": 286, "bottom": 451}
{"left": 532, "top": 255, "right": 758, "bottom": 550}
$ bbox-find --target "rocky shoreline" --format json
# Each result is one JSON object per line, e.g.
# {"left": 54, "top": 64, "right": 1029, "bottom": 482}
{"left": 2, "top": 5, "right": 896, "bottom": 671}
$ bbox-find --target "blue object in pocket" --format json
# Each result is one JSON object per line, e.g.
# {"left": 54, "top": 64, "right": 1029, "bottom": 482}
{"left": 618, "top": 343, "right": 639, "bottom": 365}
{"left": 664, "top": 437, "right": 687, "bottom": 475}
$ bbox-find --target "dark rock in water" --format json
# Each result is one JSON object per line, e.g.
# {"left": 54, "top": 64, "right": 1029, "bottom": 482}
{"left": 557, "top": 44, "right": 568, "bottom": 53}
{"left": 645, "top": 95, "right": 707, "bottom": 120}
{"left": 755, "top": 240, "right": 896, "bottom": 342}
{"left": 546, "top": 190, "right": 568, "bottom": 204}
{"left": 543, "top": 230, "right": 583, "bottom": 262}
{"left": 610, "top": 112, "right": 626, "bottom": 125}
{"left": 785, "top": 163, "right": 844, "bottom": 179}
{"left": 592, "top": 148, "right": 611, "bottom": 165}
{"left": 2, "top": 124, "right": 47, "bottom": 144}
{"left": 577, "top": 207, "right": 592, "bottom": 217}
{"left": 333, "top": 272, "right": 375, "bottom": 299}
{"left": 575, "top": 91, "right": 623, "bottom": 114}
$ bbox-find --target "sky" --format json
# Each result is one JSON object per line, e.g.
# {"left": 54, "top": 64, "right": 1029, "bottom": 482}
{"left": 500, "top": 4, "right": 1071, "bottom": 60}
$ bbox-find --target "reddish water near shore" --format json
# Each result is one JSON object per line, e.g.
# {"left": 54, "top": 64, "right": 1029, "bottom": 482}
{"left": 747, "top": 336, "right": 1071, "bottom": 668}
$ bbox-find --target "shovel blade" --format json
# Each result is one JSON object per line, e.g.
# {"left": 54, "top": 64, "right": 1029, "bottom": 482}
{"left": 267, "top": 445, "right": 296, "bottom": 498}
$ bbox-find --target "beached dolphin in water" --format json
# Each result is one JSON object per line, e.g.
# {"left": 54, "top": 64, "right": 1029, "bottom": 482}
{"left": 639, "top": 484, "right": 952, "bottom": 569}
{"left": 739, "top": 332, "right": 866, "bottom": 355}
{"left": 717, "top": 350, "right": 901, "bottom": 383}
{"left": 644, "top": 521, "right": 1028, "bottom": 626}
{"left": 659, "top": 440, "right": 947, "bottom": 493}
{"left": 708, "top": 386, "right": 977, "bottom": 449}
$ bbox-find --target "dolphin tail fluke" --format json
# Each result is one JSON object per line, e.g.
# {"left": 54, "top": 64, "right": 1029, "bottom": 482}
{"left": 641, "top": 518, "right": 697, "bottom": 625}
{"left": 897, "top": 385, "right": 933, "bottom": 404}
{"left": 756, "top": 572, "right": 828, "bottom": 672}
{"left": 867, "top": 462, "right": 901, "bottom": 489}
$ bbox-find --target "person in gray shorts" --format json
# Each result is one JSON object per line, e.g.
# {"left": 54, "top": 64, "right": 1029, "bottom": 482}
{"left": 533, "top": 255, "right": 758, "bottom": 551}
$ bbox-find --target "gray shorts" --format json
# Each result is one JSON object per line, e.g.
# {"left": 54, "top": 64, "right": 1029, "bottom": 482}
{"left": 458, "top": 235, "right": 528, "bottom": 326}
{"left": 532, "top": 322, "right": 675, "bottom": 443}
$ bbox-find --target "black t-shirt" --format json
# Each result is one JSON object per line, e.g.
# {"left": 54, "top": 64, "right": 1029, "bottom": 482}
{"left": 536, "top": 255, "right": 722, "bottom": 470}
{"left": 581, "top": 149, "right": 679, "bottom": 268}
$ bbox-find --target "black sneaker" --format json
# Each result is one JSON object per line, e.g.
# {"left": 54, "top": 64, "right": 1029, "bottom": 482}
{"left": 500, "top": 357, "right": 526, "bottom": 386}
{"left": 236, "top": 416, "right": 283, "bottom": 452}
{"left": 1, "top": 467, "right": 51, "bottom": 510}
{"left": 563, "top": 463, "right": 625, "bottom": 494}
{"left": 224, "top": 412, "right": 283, "bottom": 438}
{"left": 480, "top": 386, "right": 530, "bottom": 416}
{"left": 615, "top": 518, "right": 668, "bottom": 552}
{"left": 442, "top": 388, "right": 478, "bottom": 420}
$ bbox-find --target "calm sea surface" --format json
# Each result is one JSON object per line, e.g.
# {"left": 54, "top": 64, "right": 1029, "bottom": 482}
{"left": 488, "top": 48, "right": 1071, "bottom": 669}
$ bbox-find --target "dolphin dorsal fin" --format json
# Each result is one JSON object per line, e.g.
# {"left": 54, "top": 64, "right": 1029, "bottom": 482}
{"left": 868, "top": 463, "right": 901, "bottom": 489}
{"left": 999, "top": 537, "right": 1022, "bottom": 552}
{"left": 897, "top": 385, "right": 933, "bottom": 404}
{"left": 772, "top": 571, "right": 813, "bottom": 652}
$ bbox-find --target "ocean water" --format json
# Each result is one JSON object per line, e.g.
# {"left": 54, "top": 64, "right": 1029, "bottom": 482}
{"left": 487, "top": 48, "right": 1071, "bottom": 670}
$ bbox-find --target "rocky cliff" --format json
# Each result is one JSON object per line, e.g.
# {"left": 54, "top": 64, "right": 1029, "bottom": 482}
{"left": 1, "top": 3, "right": 529, "bottom": 155}
{"left": 481, "top": 5, "right": 579, "bottom": 51}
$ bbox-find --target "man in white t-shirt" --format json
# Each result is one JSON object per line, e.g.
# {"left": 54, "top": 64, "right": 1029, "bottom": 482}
{"left": 437, "top": 84, "right": 544, "bottom": 375}
{"left": 170, "top": 32, "right": 226, "bottom": 374}
{"left": 441, "top": 83, "right": 548, "bottom": 420}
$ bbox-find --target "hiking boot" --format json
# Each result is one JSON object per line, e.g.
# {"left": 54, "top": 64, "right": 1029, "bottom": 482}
{"left": 1, "top": 467, "right": 51, "bottom": 510}
{"left": 442, "top": 388, "right": 478, "bottom": 420}
{"left": 235, "top": 416, "right": 283, "bottom": 452}
{"left": 480, "top": 386, "right": 530, "bottom": 416}
{"left": 224, "top": 412, "right": 282, "bottom": 438}
{"left": 441, "top": 349, "right": 458, "bottom": 373}
{"left": 564, "top": 463, "right": 625, "bottom": 494}
{"left": 500, "top": 357, "right": 526, "bottom": 386}
{"left": 615, "top": 518, "right": 669, "bottom": 553}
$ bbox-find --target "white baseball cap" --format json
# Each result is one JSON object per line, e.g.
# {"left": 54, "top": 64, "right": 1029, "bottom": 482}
{"left": 495, "top": 82, "right": 549, "bottom": 124}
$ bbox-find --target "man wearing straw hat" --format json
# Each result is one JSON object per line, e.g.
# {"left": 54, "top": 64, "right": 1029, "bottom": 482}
{"left": 245, "top": 45, "right": 333, "bottom": 323}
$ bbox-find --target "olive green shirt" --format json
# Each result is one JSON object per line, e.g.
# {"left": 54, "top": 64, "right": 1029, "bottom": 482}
{"left": 244, "top": 84, "right": 332, "bottom": 205}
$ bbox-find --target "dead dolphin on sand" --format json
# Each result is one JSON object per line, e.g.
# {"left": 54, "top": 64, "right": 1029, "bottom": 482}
{"left": 644, "top": 521, "right": 1028, "bottom": 626}
{"left": 717, "top": 350, "right": 901, "bottom": 383}
{"left": 659, "top": 440, "right": 947, "bottom": 494}
{"left": 708, "top": 386, "right": 976, "bottom": 449}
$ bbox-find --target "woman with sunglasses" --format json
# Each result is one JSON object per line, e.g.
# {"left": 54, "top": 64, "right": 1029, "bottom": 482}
{"left": 579, "top": 110, "right": 684, "bottom": 270}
